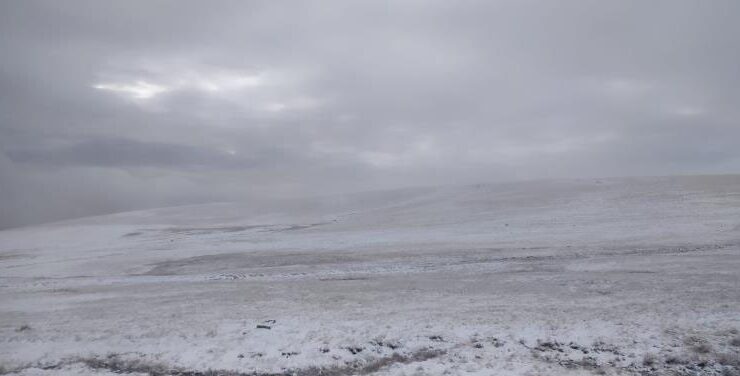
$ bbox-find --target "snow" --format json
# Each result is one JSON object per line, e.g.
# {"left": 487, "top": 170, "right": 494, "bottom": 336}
{"left": 1, "top": 176, "right": 739, "bottom": 375}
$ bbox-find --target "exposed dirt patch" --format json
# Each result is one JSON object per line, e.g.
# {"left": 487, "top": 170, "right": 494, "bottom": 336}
{"left": 143, "top": 252, "right": 364, "bottom": 276}
{"left": 3, "top": 349, "right": 445, "bottom": 376}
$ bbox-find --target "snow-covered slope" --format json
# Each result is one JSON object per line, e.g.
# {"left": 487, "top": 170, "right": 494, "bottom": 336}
{"left": 1, "top": 176, "right": 739, "bottom": 375}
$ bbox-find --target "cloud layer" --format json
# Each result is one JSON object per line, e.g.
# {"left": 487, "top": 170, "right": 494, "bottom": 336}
{"left": 1, "top": 0, "right": 739, "bottom": 228}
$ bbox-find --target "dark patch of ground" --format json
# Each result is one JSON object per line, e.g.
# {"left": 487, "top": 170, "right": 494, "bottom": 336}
{"left": 2, "top": 349, "right": 445, "bottom": 376}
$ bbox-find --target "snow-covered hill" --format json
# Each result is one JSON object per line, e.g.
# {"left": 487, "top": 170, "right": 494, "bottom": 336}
{"left": 1, "top": 175, "right": 739, "bottom": 375}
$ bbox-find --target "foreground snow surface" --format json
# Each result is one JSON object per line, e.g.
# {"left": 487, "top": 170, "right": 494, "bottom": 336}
{"left": 1, "top": 176, "right": 739, "bottom": 375}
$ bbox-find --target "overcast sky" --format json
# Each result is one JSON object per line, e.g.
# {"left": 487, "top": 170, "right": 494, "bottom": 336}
{"left": 1, "top": 0, "right": 739, "bottom": 229}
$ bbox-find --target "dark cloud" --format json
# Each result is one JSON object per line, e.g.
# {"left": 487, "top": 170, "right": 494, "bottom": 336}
{"left": 6, "top": 138, "right": 260, "bottom": 169}
{"left": 1, "top": 0, "right": 739, "bottom": 228}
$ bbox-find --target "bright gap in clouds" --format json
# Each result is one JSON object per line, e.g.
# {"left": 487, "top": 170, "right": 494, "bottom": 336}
{"left": 93, "top": 81, "right": 169, "bottom": 99}
{"left": 93, "top": 68, "right": 265, "bottom": 100}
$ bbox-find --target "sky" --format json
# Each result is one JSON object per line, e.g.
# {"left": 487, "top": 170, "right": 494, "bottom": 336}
{"left": 1, "top": 0, "right": 739, "bottom": 229}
